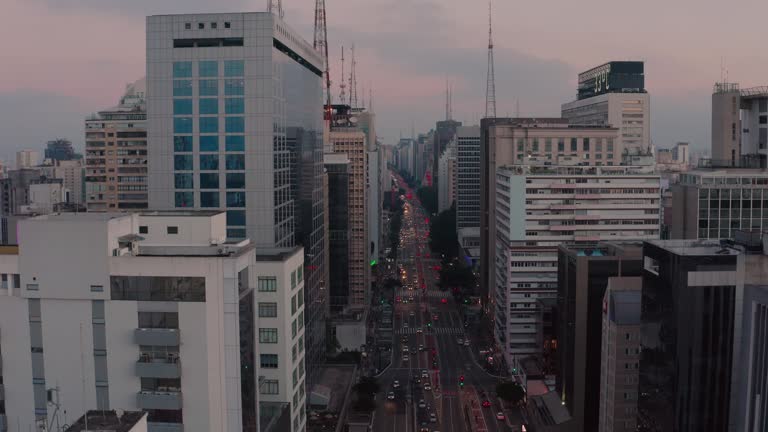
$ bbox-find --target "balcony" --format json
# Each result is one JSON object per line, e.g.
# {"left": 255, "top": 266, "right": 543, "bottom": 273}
{"left": 137, "top": 391, "right": 183, "bottom": 410}
{"left": 136, "top": 354, "right": 181, "bottom": 379}
{"left": 148, "top": 423, "right": 184, "bottom": 432}
{"left": 134, "top": 328, "right": 180, "bottom": 346}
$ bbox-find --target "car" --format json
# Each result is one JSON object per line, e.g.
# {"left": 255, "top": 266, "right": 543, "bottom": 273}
{"left": 409, "top": 311, "right": 415, "bottom": 317}
{"left": 457, "top": 338, "right": 463, "bottom": 345}
{"left": 413, "top": 376, "right": 421, "bottom": 384}
{"left": 402, "top": 355, "right": 409, "bottom": 362}
{"left": 464, "top": 340, "right": 470, "bottom": 347}
{"left": 429, "top": 413, "right": 437, "bottom": 423}
{"left": 393, "top": 380, "right": 400, "bottom": 389}
{"left": 419, "top": 428, "right": 429, "bottom": 432}
{"left": 403, "top": 322, "right": 409, "bottom": 328}
{"left": 403, "top": 346, "right": 409, "bottom": 353}
{"left": 416, "top": 327, "right": 423, "bottom": 334}
{"left": 387, "top": 392, "right": 395, "bottom": 400}
{"left": 418, "top": 399, "right": 426, "bottom": 409}
{"left": 419, "top": 344, "right": 425, "bottom": 351}
{"left": 432, "top": 314, "right": 439, "bottom": 321}
{"left": 482, "top": 400, "right": 492, "bottom": 408}
{"left": 424, "top": 383, "right": 432, "bottom": 391}
{"left": 421, "top": 370, "right": 429, "bottom": 378}
{"left": 496, "top": 412, "right": 506, "bottom": 421}
{"left": 440, "top": 298, "right": 448, "bottom": 304}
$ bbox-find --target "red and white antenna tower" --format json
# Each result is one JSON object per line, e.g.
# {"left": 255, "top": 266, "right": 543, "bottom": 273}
{"left": 485, "top": 0, "right": 497, "bottom": 118}
{"left": 267, "top": 0, "right": 284, "bottom": 19}
{"left": 313, "top": 0, "right": 332, "bottom": 116}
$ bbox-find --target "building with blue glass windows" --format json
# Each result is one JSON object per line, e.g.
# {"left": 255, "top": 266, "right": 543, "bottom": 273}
{"left": 146, "top": 12, "right": 327, "bottom": 430}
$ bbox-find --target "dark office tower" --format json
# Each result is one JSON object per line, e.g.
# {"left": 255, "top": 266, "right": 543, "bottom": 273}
{"left": 556, "top": 243, "right": 643, "bottom": 432}
{"left": 638, "top": 240, "right": 743, "bottom": 432}
{"left": 324, "top": 154, "right": 350, "bottom": 311}
{"left": 44, "top": 138, "right": 78, "bottom": 161}
{"left": 434, "top": 120, "right": 461, "bottom": 188}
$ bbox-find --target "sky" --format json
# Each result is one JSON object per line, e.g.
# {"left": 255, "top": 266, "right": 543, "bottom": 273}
{"left": 2, "top": 0, "right": 768, "bottom": 161}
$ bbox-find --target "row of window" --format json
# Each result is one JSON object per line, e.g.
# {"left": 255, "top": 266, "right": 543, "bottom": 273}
{"left": 174, "top": 191, "right": 245, "bottom": 208}
{"left": 174, "top": 173, "right": 245, "bottom": 189}
{"left": 173, "top": 116, "right": 244, "bottom": 134}
{"left": 173, "top": 60, "right": 243, "bottom": 78}
{"left": 173, "top": 79, "right": 244, "bottom": 97}
{"left": 174, "top": 98, "right": 244, "bottom": 115}
{"left": 174, "top": 135, "right": 244, "bottom": 152}
{"left": 174, "top": 154, "right": 245, "bottom": 171}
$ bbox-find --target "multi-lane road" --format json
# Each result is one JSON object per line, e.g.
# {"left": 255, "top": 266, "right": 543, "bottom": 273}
{"left": 372, "top": 174, "right": 515, "bottom": 432}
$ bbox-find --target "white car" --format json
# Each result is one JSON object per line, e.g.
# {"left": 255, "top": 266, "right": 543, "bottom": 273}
{"left": 402, "top": 355, "right": 409, "bottom": 362}
{"left": 393, "top": 380, "right": 400, "bottom": 389}
{"left": 403, "top": 346, "right": 409, "bottom": 353}
{"left": 464, "top": 340, "right": 470, "bottom": 347}
{"left": 387, "top": 392, "right": 395, "bottom": 400}
{"left": 415, "top": 327, "right": 423, "bottom": 334}
{"left": 429, "top": 413, "right": 437, "bottom": 423}
{"left": 421, "top": 369, "right": 429, "bottom": 378}
{"left": 456, "top": 338, "right": 463, "bottom": 345}
{"left": 423, "top": 383, "right": 432, "bottom": 391}
{"left": 418, "top": 399, "right": 426, "bottom": 409}
{"left": 496, "top": 412, "right": 506, "bottom": 421}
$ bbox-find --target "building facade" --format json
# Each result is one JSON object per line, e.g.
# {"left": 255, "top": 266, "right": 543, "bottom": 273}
{"left": 437, "top": 136, "right": 456, "bottom": 213}
{"left": 638, "top": 240, "right": 743, "bottom": 432}
{"left": 324, "top": 154, "right": 350, "bottom": 311}
{"left": 39, "top": 159, "right": 84, "bottom": 206}
{"left": 0, "top": 211, "right": 306, "bottom": 432}
{"left": 670, "top": 169, "right": 768, "bottom": 239}
{"left": 711, "top": 83, "right": 768, "bottom": 167}
{"left": 15, "top": 150, "right": 40, "bottom": 170}
{"left": 44, "top": 139, "right": 78, "bottom": 162}
{"left": 145, "top": 12, "right": 327, "bottom": 393}
{"left": 86, "top": 78, "right": 148, "bottom": 211}
{"left": 598, "top": 277, "right": 641, "bottom": 432}
{"left": 456, "top": 126, "right": 481, "bottom": 230}
{"left": 562, "top": 61, "right": 650, "bottom": 155}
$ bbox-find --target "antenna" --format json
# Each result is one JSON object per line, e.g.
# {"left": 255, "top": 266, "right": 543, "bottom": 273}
{"left": 362, "top": 83, "right": 366, "bottom": 110}
{"left": 349, "top": 44, "right": 358, "bottom": 108}
{"left": 313, "top": 0, "right": 331, "bottom": 115}
{"left": 369, "top": 84, "right": 373, "bottom": 113}
{"left": 267, "top": 0, "right": 284, "bottom": 19}
{"left": 485, "top": 0, "right": 497, "bottom": 118}
{"left": 339, "top": 46, "right": 347, "bottom": 105}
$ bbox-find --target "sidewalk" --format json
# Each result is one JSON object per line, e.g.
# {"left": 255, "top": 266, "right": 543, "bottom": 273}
{"left": 467, "top": 313, "right": 509, "bottom": 378}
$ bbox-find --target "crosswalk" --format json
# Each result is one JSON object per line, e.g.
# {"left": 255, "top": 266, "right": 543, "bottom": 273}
{"left": 396, "top": 290, "right": 448, "bottom": 299}
{"left": 396, "top": 327, "right": 465, "bottom": 335}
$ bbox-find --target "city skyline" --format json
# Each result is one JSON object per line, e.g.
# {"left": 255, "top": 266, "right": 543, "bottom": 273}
{"left": 4, "top": 0, "right": 768, "bottom": 158}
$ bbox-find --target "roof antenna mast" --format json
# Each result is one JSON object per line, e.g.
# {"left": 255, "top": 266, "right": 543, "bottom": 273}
{"left": 485, "top": 0, "right": 497, "bottom": 118}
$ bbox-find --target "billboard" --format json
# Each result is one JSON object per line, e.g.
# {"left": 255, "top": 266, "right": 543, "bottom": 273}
{"left": 577, "top": 61, "right": 645, "bottom": 100}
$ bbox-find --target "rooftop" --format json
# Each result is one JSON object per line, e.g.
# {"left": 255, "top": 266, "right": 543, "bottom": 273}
{"left": 65, "top": 410, "right": 146, "bottom": 432}
{"left": 646, "top": 239, "right": 741, "bottom": 256}
{"left": 560, "top": 242, "right": 644, "bottom": 258}
{"left": 141, "top": 210, "right": 223, "bottom": 217}
{"left": 607, "top": 278, "right": 642, "bottom": 325}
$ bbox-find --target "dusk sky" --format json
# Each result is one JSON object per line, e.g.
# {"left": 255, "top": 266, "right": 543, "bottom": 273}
{"left": 3, "top": 0, "right": 768, "bottom": 160}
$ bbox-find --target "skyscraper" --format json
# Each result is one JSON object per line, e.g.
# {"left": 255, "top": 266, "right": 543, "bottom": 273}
{"left": 455, "top": 125, "right": 481, "bottom": 230}
{"left": 146, "top": 11, "right": 327, "bottom": 397}
{"left": 710, "top": 83, "right": 768, "bottom": 168}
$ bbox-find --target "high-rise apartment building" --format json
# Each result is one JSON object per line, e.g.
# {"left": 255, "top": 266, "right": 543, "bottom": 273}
{"left": 145, "top": 12, "right": 327, "bottom": 392}
{"left": 711, "top": 83, "right": 768, "bottom": 167}
{"left": 324, "top": 153, "right": 350, "bottom": 311}
{"left": 85, "top": 78, "right": 148, "bottom": 211}
{"left": 437, "top": 136, "right": 456, "bottom": 213}
{"left": 15, "top": 150, "right": 40, "bottom": 170}
{"left": 0, "top": 211, "right": 306, "bottom": 432}
{"left": 638, "top": 240, "right": 743, "bottom": 432}
{"left": 456, "top": 126, "right": 481, "bottom": 230}
{"left": 554, "top": 243, "right": 643, "bottom": 432}
{"left": 562, "top": 61, "right": 650, "bottom": 155}
{"left": 434, "top": 120, "right": 462, "bottom": 187}
{"left": 480, "top": 117, "right": 623, "bottom": 310}
{"left": 670, "top": 169, "right": 768, "bottom": 239}
{"left": 40, "top": 159, "right": 84, "bottom": 205}
{"left": 0, "top": 168, "right": 43, "bottom": 216}
{"left": 599, "top": 277, "right": 641, "bottom": 432}
{"left": 495, "top": 163, "right": 659, "bottom": 378}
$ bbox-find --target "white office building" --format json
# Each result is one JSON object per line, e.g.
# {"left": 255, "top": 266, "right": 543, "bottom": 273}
{"left": 494, "top": 164, "right": 660, "bottom": 367}
{"left": 455, "top": 126, "right": 480, "bottom": 230}
{"left": 0, "top": 211, "right": 305, "bottom": 432}
{"left": 437, "top": 136, "right": 456, "bottom": 213}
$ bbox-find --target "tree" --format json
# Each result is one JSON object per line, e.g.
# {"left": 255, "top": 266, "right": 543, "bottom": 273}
{"left": 496, "top": 382, "right": 526, "bottom": 405}
{"left": 353, "top": 376, "right": 380, "bottom": 395}
{"left": 416, "top": 186, "right": 438, "bottom": 215}
{"left": 428, "top": 206, "right": 458, "bottom": 258}
{"left": 353, "top": 395, "right": 376, "bottom": 412}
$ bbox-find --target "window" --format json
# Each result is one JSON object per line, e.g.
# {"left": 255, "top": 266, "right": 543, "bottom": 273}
{"left": 259, "top": 328, "right": 278, "bottom": 343}
{"left": 199, "top": 136, "right": 219, "bottom": 152}
{"left": 199, "top": 98, "right": 218, "bottom": 115}
{"left": 225, "top": 98, "right": 244, "bottom": 115}
{"left": 299, "top": 310, "right": 304, "bottom": 329}
{"left": 26, "top": 283, "right": 39, "bottom": 291}
{"left": 261, "top": 379, "right": 279, "bottom": 395}
{"left": 226, "top": 191, "right": 246, "bottom": 207}
{"left": 200, "top": 117, "right": 219, "bottom": 133}
{"left": 174, "top": 117, "right": 193, "bottom": 134}
{"left": 174, "top": 155, "right": 193, "bottom": 171}
{"left": 297, "top": 288, "right": 304, "bottom": 307}
{"left": 175, "top": 191, "right": 193, "bottom": 207}
{"left": 90, "top": 285, "right": 104, "bottom": 292}
{"left": 583, "top": 138, "right": 590, "bottom": 151}
{"left": 607, "top": 139, "right": 614, "bottom": 152}
{"left": 174, "top": 136, "right": 193, "bottom": 152}
{"left": 224, "top": 22, "right": 231, "bottom": 28}
{"left": 225, "top": 60, "right": 244, "bottom": 77}
{"left": 260, "top": 354, "right": 278, "bottom": 369}
{"left": 226, "top": 154, "right": 245, "bottom": 170}
{"left": 185, "top": 23, "right": 191, "bottom": 30}
{"left": 211, "top": 22, "right": 217, "bottom": 29}
{"left": 173, "top": 62, "right": 192, "bottom": 78}
{"left": 200, "top": 173, "right": 219, "bottom": 189}
{"left": 570, "top": 138, "right": 578, "bottom": 152}
{"left": 139, "top": 226, "right": 149, "bottom": 234}
{"left": 200, "top": 154, "right": 219, "bottom": 170}
{"left": 558, "top": 139, "right": 565, "bottom": 152}
{"left": 226, "top": 173, "right": 245, "bottom": 188}
{"left": 173, "top": 99, "right": 193, "bottom": 115}
{"left": 174, "top": 173, "right": 193, "bottom": 189}
{"left": 173, "top": 80, "right": 192, "bottom": 97}
{"left": 291, "top": 271, "right": 297, "bottom": 289}
{"left": 225, "top": 79, "right": 244, "bottom": 96}
{"left": 198, "top": 23, "right": 205, "bottom": 29}
{"left": 167, "top": 226, "right": 179, "bottom": 234}
{"left": 760, "top": 115, "right": 767, "bottom": 125}
{"left": 227, "top": 210, "right": 246, "bottom": 226}
{"left": 292, "top": 344, "right": 298, "bottom": 362}
{"left": 258, "top": 277, "right": 277, "bottom": 292}
{"left": 226, "top": 136, "right": 245, "bottom": 151}
{"left": 200, "top": 192, "right": 219, "bottom": 208}
{"left": 291, "top": 295, "right": 297, "bottom": 314}
{"left": 259, "top": 302, "right": 278, "bottom": 317}
{"left": 297, "top": 266, "right": 303, "bottom": 282}
{"left": 199, "top": 79, "right": 218, "bottom": 96}
{"left": 138, "top": 311, "right": 179, "bottom": 328}
{"left": 225, "top": 117, "right": 245, "bottom": 133}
